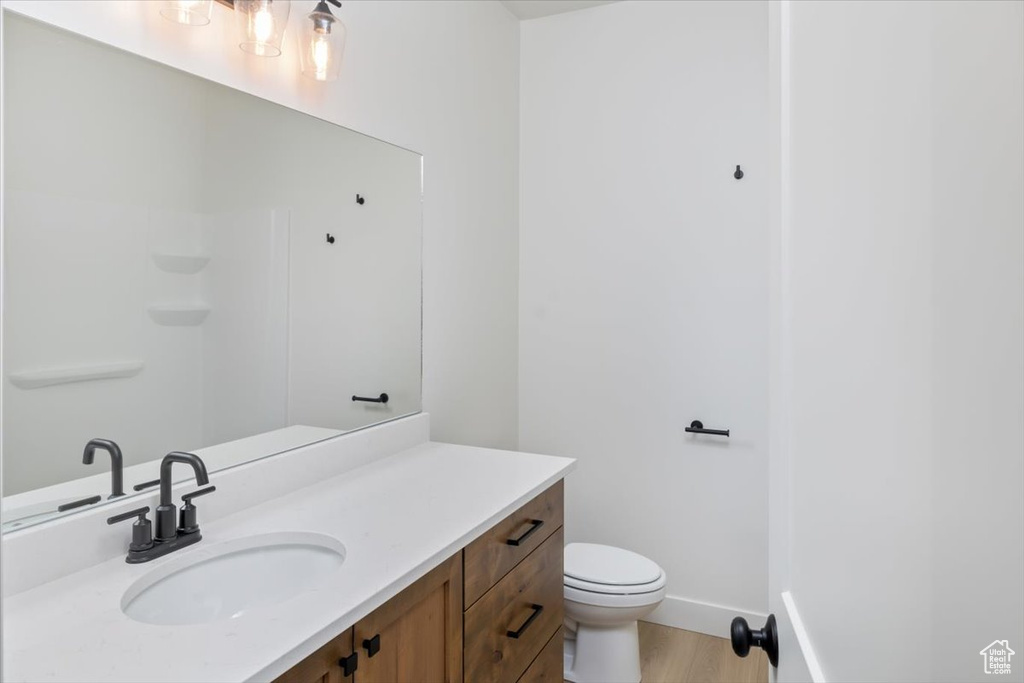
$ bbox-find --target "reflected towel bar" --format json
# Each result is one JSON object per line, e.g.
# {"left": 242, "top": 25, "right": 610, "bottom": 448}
{"left": 685, "top": 420, "right": 730, "bottom": 437}
{"left": 352, "top": 393, "right": 389, "bottom": 404}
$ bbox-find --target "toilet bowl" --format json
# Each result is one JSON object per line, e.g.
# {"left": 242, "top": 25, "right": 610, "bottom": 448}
{"left": 563, "top": 543, "right": 666, "bottom": 683}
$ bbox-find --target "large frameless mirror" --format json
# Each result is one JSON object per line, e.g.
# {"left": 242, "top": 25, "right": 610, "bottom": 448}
{"left": 1, "top": 12, "right": 423, "bottom": 532}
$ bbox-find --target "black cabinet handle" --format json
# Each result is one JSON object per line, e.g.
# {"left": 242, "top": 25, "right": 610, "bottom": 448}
{"left": 133, "top": 479, "right": 160, "bottom": 492}
{"left": 685, "top": 420, "right": 730, "bottom": 437}
{"left": 363, "top": 634, "right": 381, "bottom": 658}
{"left": 731, "top": 614, "right": 778, "bottom": 667}
{"left": 506, "top": 519, "right": 544, "bottom": 547}
{"left": 506, "top": 604, "right": 544, "bottom": 639}
{"left": 338, "top": 652, "right": 358, "bottom": 677}
{"left": 57, "top": 495, "right": 102, "bottom": 512}
{"left": 353, "top": 393, "right": 389, "bottom": 404}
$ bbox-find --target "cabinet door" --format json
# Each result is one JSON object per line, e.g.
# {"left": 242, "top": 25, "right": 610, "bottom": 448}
{"left": 274, "top": 628, "right": 355, "bottom": 683}
{"left": 354, "top": 552, "right": 463, "bottom": 683}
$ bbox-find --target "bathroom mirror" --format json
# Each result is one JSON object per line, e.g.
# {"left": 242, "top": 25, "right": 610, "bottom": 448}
{"left": 0, "top": 13, "right": 422, "bottom": 532}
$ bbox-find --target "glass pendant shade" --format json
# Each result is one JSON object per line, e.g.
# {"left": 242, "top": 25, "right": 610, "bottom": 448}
{"left": 236, "top": 0, "right": 291, "bottom": 57}
{"left": 160, "top": 0, "right": 212, "bottom": 26}
{"left": 299, "top": 2, "right": 346, "bottom": 82}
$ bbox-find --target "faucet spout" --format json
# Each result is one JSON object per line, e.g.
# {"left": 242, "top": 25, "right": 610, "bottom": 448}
{"left": 159, "top": 452, "right": 209, "bottom": 507}
{"left": 82, "top": 438, "right": 125, "bottom": 499}
{"left": 154, "top": 451, "right": 209, "bottom": 541}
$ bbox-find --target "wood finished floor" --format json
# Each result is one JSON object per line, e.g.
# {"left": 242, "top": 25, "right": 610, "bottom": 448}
{"left": 636, "top": 622, "right": 769, "bottom": 683}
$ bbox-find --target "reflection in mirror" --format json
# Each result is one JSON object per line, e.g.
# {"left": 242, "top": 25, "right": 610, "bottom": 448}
{"left": 1, "top": 13, "right": 422, "bottom": 532}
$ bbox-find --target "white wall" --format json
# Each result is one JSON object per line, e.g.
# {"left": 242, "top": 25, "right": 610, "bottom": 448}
{"left": 519, "top": 0, "right": 770, "bottom": 634}
{"left": 1, "top": 0, "right": 521, "bottom": 450}
{"left": 782, "top": 1, "right": 1024, "bottom": 680}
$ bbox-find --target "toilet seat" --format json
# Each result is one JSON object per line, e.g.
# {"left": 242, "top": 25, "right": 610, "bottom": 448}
{"left": 564, "top": 572, "right": 667, "bottom": 595}
{"left": 564, "top": 582, "right": 666, "bottom": 609}
{"left": 563, "top": 543, "right": 667, "bottom": 598}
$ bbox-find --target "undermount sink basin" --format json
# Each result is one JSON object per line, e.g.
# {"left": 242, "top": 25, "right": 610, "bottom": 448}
{"left": 121, "top": 532, "right": 346, "bottom": 626}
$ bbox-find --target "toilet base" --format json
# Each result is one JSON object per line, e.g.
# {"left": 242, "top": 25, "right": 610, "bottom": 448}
{"left": 563, "top": 620, "right": 642, "bottom": 683}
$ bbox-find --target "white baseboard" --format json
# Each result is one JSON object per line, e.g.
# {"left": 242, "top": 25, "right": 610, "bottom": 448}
{"left": 643, "top": 594, "right": 768, "bottom": 639}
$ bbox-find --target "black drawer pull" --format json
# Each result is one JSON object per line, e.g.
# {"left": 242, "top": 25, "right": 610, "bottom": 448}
{"left": 363, "top": 634, "right": 381, "bottom": 658}
{"left": 506, "top": 603, "right": 544, "bottom": 639}
{"left": 338, "top": 652, "right": 358, "bottom": 677}
{"left": 506, "top": 519, "right": 544, "bottom": 547}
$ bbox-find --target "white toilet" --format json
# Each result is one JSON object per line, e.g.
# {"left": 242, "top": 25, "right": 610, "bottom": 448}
{"left": 563, "top": 543, "right": 666, "bottom": 683}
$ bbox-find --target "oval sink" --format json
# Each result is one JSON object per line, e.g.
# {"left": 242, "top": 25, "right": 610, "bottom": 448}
{"left": 121, "top": 532, "right": 346, "bottom": 625}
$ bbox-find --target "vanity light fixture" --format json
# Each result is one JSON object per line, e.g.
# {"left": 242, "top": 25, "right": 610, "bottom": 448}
{"left": 160, "top": 0, "right": 213, "bottom": 26}
{"left": 236, "top": 0, "right": 291, "bottom": 57}
{"left": 299, "top": 0, "right": 346, "bottom": 82}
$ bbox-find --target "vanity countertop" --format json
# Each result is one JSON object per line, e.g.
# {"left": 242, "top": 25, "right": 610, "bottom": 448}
{"left": 1, "top": 441, "right": 575, "bottom": 683}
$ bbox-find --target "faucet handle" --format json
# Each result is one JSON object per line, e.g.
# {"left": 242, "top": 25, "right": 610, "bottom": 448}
{"left": 179, "top": 486, "right": 216, "bottom": 535}
{"left": 181, "top": 486, "right": 216, "bottom": 503}
{"left": 107, "top": 506, "right": 154, "bottom": 552}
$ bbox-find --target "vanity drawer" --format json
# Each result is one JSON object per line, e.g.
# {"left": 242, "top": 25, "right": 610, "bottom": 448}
{"left": 464, "top": 527, "right": 564, "bottom": 683}
{"left": 518, "top": 627, "right": 564, "bottom": 683}
{"left": 464, "top": 480, "right": 563, "bottom": 607}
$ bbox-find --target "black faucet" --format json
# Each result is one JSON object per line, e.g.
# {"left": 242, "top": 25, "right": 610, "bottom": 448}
{"left": 107, "top": 451, "right": 216, "bottom": 564}
{"left": 82, "top": 438, "right": 125, "bottom": 499}
{"left": 155, "top": 451, "right": 209, "bottom": 541}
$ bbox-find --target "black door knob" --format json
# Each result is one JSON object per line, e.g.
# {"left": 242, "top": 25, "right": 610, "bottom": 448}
{"left": 731, "top": 614, "right": 779, "bottom": 667}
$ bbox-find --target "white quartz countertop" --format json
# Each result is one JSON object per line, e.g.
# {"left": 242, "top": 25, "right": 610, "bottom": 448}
{"left": 2, "top": 442, "right": 575, "bottom": 682}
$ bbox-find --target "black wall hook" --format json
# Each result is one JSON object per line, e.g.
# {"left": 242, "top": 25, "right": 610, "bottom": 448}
{"left": 356, "top": 194, "right": 365, "bottom": 205}
{"left": 734, "top": 165, "right": 744, "bottom": 180}
{"left": 326, "top": 233, "right": 335, "bottom": 244}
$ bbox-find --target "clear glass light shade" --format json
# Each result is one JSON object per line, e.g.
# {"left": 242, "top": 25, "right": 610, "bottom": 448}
{"left": 236, "top": 0, "right": 291, "bottom": 57}
{"left": 299, "top": 7, "right": 346, "bottom": 82}
{"left": 160, "top": 0, "right": 212, "bottom": 26}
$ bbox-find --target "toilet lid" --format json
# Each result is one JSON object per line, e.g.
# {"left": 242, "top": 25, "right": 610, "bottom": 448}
{"left": 564, "top": 543, "right": 663, "bottom": 587}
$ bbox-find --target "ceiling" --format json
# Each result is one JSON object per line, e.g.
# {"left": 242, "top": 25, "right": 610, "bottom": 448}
{"left": 499, "top": 1, "right": 618, "bottom": 21}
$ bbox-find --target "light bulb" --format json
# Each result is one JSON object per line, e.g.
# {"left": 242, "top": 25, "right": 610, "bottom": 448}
{"left": 311, "top": 32, "right": 331, "bottom": 81}
{"left": 299, "top": 2, "right": 345, "bottom": 82}
{"left": 159, "top": 0, "right": 212, "bottom": 26}
{"left": 253, "top": 7, "right": 275, "bottom": 44}
{"left": 237, "top": 0, "right": 289, "bottom": 57}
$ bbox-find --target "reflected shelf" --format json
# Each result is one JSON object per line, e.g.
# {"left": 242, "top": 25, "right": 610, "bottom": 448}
{"left": 152, "top": 252, "right": 211, "bottom": 275}
{"left": 7, "top": 361, "right": 145, "bottom": 390}
{"left": 147, "top": 304, "right": 211, "bottom": 327}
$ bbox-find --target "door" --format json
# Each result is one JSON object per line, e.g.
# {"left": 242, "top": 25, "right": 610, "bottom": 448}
{"left": 353, "top": 552, "right": 463, "bottom": 683}
{"left": 757, "top": 2, "right": 1024, "bottom": 681}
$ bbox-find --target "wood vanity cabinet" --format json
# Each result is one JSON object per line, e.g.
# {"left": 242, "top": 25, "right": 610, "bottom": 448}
{"left": 274, "top": 481, "right": 564, "bottom": 683}
{"left": 354, "top": 553, "right": 463, "bottom": 683}
{"left": 273, "top": 627, "right": 356, "bottom": 683}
